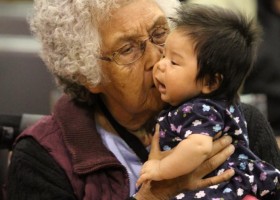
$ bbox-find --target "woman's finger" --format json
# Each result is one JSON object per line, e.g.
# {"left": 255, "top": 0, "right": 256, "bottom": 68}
{"left": 148, "top": 124, "right": 161, "bottom": 160}
{"left": 209, "top": 135, "right": 233, "bottom": 158}
{"left": 195, "top": 168, "right": 235, "bottom": 190}
{"left": 151, "top": 124, "right": 160, "bottom": 151}
{"left": 213, "top": 131, "right": 222, "bottom": 140}
{"left": 194, "top": 144, "right": 235, "bottom": 178}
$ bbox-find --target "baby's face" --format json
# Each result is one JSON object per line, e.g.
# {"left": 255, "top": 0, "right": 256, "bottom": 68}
{"left": 153, "top": 29, "right": 204, "bottom": 106}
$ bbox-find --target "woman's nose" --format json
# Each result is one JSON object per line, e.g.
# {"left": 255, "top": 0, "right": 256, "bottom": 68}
{"left": 144, "top": 41, "right": 164, "bottom": 71}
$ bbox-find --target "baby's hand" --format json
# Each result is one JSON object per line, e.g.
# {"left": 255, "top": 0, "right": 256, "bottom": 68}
{"left": 136, "top": 159, "right": 162, "bottom": 187}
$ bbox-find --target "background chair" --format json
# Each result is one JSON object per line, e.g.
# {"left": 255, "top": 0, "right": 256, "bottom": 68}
{"left": 0, "top": 114, "right": 44, "bottom": 199}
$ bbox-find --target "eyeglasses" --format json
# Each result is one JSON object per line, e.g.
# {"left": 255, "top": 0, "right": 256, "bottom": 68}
{"left": 98, "top": 27, "right": 169, "bottom": 65}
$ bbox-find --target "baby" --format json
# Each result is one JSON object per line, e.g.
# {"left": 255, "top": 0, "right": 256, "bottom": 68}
{"left": 137, "top": 4, "right": 280, "bottom": 200}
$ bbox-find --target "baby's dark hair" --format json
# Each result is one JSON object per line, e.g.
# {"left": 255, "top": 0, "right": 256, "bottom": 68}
{"left": 172, "top": 4, "right": 262, "bottom": 103}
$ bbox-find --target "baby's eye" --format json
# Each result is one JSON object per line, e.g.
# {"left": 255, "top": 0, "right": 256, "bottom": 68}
{"left": 171, "top": 60, "right": 178, "bottom": 65}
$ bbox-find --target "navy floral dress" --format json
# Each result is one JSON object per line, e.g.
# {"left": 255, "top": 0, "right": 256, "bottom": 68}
{"left": 157, "top": 98, "right": 280, "bottom": 200}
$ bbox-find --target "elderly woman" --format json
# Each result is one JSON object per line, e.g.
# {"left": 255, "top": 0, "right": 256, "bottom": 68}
{"left": 5, "top": 0, "right": 280, "bottom": 199}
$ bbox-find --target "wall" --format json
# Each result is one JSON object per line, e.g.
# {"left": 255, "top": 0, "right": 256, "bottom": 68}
{"left": 0, "top": 2, "right": 57, "bottom": 116}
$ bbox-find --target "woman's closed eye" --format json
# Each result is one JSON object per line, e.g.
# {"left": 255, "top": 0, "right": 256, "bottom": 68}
{"left": 118, "top": 44, "right": 135, "bottom": 55}
{"left": 153, "top": 30, "right": 168, "bottom": 44}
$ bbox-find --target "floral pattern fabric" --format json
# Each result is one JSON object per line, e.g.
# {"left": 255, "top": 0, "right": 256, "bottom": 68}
{"left": 157, "top": 98, "right": 280, "bottom": 200}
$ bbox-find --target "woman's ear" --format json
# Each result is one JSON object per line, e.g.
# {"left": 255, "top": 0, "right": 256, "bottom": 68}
{"left": 80, "top": 75, "right": 103, "bottom": 94}
{"left": 201, "top": 73, "right": 223, "bottom": 94}
{"left": 87, "top": 85, "right": 102, "bottom": 93}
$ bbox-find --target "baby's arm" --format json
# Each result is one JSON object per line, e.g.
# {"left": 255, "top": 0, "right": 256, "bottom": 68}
{"left": 137, "top": 134, "right": 213, "bottom": 186}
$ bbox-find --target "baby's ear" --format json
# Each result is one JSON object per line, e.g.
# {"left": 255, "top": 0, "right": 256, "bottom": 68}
{"left": 201, "top": 73, "right": 223, "bottom": 94}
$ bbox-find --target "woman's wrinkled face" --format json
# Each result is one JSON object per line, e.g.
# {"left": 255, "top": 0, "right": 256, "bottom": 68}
{"left": 95, "top": 0, "right": 168, "bottom": 130}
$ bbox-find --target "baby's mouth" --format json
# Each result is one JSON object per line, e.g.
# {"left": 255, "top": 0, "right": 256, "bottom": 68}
{"left": 157, "top": 82, "right": 166, "bottom": 94}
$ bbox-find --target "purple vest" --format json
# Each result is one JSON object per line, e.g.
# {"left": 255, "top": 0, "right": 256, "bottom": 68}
{"left": 16, "top": 95, "right": 130, "bottom": 199}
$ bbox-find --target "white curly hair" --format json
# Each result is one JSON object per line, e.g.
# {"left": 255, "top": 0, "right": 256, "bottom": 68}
{"left": 29, "top": 0, "right": 180, "bottom": 103}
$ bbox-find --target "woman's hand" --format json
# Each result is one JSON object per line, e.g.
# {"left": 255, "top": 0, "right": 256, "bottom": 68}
{"left": 135, "top": 124, "right": 235, "bottom": 200}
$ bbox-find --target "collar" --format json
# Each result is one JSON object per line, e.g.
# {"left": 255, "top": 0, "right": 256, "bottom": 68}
{"left": 53, "top": 94, "right": 121, "bottom": 174}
